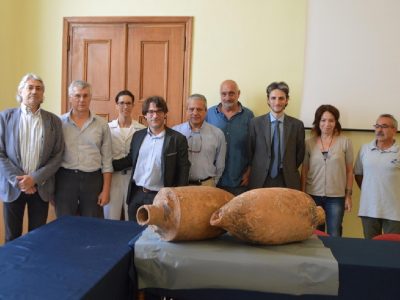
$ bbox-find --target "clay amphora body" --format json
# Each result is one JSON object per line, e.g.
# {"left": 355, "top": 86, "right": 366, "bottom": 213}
{"left": 210, "top": 188, "right": 325, "bottom": 245}
{"left": 136, "top": 186, "right": 234, "bottom": 241}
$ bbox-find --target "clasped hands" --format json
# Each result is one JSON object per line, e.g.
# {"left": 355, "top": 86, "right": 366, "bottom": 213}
{"left": 16, "top": 175, "right": 37, "bottom": 194}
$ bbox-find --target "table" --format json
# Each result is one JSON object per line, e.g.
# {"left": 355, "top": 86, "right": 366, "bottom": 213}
{"left": 0, "top": 216, "right": 143, "bottom": 300}
{"left": 132, "top": 234, "right": 400, "bottom": 300}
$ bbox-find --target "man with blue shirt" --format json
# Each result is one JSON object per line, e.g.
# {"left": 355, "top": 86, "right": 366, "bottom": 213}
{"left": 206, "top": 80, "right": 254, "bottom": 195}
{"left": 113, "top": 96, "right": 190, "bottom": 221}
{"left": 174, "top": 94, "right": 226, "bottom": 187}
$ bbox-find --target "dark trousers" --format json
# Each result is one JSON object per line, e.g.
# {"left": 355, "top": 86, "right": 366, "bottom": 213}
{"left": 217, "top": 185, "right": 248, "bottom": 196}
{"left": 128, "top": 189, "right": 157, "bottom": 222}
{"left": 361, "top": 216, "right": 400, "bottom": 239}
{"left": 3, "top": 192, "right": 49, "bottom": 243}
{"left": 55, "top": 168, "right": 103, "bottom": 218}
{"left": 263, "top": 170, "right": 285, "bottom": 188}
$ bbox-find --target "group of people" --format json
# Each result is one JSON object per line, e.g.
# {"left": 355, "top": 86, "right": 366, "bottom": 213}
{"left": 0, "top": 73, "right": 399, "bottom": 243}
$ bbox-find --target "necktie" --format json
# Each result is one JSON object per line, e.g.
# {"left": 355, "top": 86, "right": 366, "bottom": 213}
{"left": 270, "top": 120, "right": 281, "bottom": 178}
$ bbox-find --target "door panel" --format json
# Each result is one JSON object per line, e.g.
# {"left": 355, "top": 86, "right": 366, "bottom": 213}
{"left": 127, "top": 24, "right": 185, "bottom": 126}
{"left": 69, "top": 24, "right": 126, "bottom": 121}
{"left": 63, "top": 17, "right": 192, "bottom": 126}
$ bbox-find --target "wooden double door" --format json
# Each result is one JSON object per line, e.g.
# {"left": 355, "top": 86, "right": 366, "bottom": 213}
{"left": 62, "top": 17, "right": 192, "bottom": 126}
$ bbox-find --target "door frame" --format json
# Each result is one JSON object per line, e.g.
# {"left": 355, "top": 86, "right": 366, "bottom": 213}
{"left": 61, "top": 16, "right": 193, "bottom": 121}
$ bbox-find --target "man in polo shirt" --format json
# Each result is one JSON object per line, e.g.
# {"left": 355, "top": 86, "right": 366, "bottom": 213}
{"left": 113, "top": 96, "right": 190, "bottom": 221}
{"left": 354, "top": 114, "right": 400, "bottom": 238}
{"left": 206, "top": 80, "right": 254, "bottom": 195}
{"left": 173, "top": 94, "right": 226, "bottom": 187}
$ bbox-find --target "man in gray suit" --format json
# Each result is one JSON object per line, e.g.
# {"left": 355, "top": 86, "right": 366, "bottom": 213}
{"left": 0, "top": 73, "right": 64, "bottom": 242}
{"left": 249, "top": 81, "right": 305, "bottom": 190}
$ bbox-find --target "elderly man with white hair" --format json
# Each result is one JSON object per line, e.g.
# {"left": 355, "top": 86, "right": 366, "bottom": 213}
{"left": 0, "top": 73, "right": 64, "bottom": 242}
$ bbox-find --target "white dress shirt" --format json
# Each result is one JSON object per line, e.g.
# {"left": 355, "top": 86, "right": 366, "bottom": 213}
{"left": 19, "top": 103, "right": 43, "bottom": 174}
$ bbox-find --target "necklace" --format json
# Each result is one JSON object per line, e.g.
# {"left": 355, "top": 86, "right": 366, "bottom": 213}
{"left": 320, "top": 136, "right": 333, "bottom": 160}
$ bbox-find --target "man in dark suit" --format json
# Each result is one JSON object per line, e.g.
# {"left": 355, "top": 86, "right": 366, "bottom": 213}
{"left": 0, "top": 73, "right": 64, "bottom": 242}
{"left": 113, "top": 96, "right": 190, "bottom": 221}
{"left": 249, "top": 82, "right": 305, "bottom": 190}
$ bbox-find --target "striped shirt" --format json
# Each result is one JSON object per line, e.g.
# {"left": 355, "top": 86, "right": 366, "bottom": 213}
{"left": 19, "top": 103, "right": 43, "bottom": 174}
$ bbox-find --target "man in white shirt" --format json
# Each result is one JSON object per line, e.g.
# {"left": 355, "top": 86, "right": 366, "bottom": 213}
{"left": 173, "top": 94, "right": 226, "bottom": 187}
{"left": 0, "top": 73, "right": 64, "bottom": 242}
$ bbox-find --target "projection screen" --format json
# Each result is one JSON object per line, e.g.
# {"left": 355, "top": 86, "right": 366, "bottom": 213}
{"left": 301, "top": 0, "right": 400, "bottom": 130}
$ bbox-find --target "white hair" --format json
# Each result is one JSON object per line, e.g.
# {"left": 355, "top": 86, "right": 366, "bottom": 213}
{"left": 16, "top": 73, "right": 45, "bottom": 103}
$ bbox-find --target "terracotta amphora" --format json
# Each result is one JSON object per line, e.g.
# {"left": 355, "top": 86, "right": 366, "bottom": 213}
{"left": 136, "top": 186, "right": 234, "bottom": 241}
{"left": 210, "top": 187, "right": 325, "bottom": 245}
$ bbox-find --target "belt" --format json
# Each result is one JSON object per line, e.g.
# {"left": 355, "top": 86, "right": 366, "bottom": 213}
{"left": 137, "top": 186, "right": 158, "bottom": 194}
{"left": 189, "top": 176, "right": 213, "bottom": 185}
{"left": 60, "top": 167, "right": 101, "bottom": 174}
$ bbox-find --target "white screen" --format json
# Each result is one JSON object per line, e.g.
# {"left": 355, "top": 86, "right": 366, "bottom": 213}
{"left": 301, "top": 0, "right": 400, "bottom": 130}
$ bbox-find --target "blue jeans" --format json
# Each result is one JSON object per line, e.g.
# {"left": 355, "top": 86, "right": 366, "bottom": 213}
{"left": 311, "top": 195, "right": 345, "bottom": 237}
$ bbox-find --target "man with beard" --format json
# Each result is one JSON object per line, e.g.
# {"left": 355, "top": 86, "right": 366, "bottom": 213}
{"left": 354, "top": 114, "right": 400, "bottom": 238}
{"left": 206, "top": 80, "right": 254, "bottom": 196}
{"left": 248, "top": 81, "right": 305, "bottom": 190}
{"left": 113, "top": 96, "right": 190, "bottom": 221}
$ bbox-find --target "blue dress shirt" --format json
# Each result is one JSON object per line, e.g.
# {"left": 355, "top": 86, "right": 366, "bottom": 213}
{"left": 206, "top": 103, "right": 254, "bottom": 187}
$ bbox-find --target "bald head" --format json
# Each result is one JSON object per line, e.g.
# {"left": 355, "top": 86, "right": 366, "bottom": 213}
{"left": 220, "top": 79, "right": 240, "bottom": 111}
{"left": 220, "top": 80, "right": 239, "bottom": 92}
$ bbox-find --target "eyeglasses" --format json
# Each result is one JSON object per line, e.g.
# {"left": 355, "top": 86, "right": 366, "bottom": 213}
{"left": 188, "top": 134, "right": 202, "bottom": 153}
{"left": 117, "top": 101, "right": 133, "bottom": 107}
{"left": 373, "top": 124, "right": 393, "bottom": 129}
{"left": 146, "top": 109, "right": 164, "bottom": 115}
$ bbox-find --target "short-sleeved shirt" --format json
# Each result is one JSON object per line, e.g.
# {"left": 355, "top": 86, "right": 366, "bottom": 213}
{"left": 303, "top": 135, "right": 353, "bottom": 197}
{"left": 354, "top": 140, "right": 400, "bottom": 221}
{"left": 206, "top": 103, "right": 254, "bottom": 187}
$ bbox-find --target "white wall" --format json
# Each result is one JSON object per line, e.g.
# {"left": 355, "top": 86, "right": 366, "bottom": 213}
{"left": 302, "top": 0, "right": 400, "bottom": 130}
